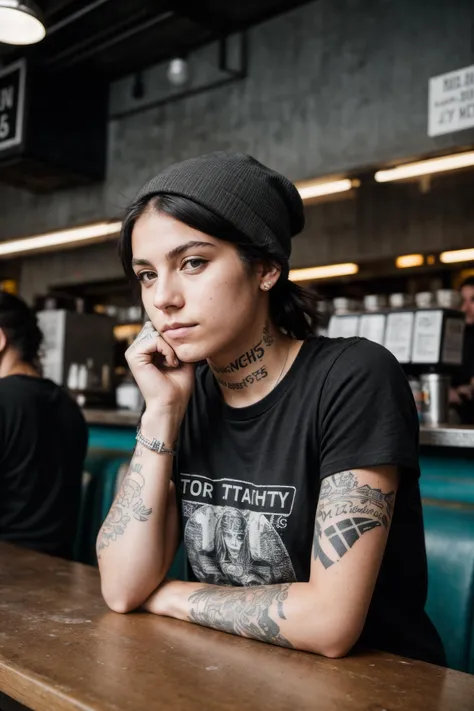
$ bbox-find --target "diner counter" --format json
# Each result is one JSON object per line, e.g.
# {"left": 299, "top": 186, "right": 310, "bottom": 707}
{"left": 1, "top": 542, "right": 474, "bottom": 711}
{"left": 84, "top": 409, "right": 474, "bottom": 449}
{"left": 83, "top": 408, "right": 141, "bottom": 427}
{"left": 419, "top": 425, "right": 474, "bottom": 448}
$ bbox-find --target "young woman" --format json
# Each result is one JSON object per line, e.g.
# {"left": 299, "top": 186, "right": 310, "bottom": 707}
{"left": 97, "top": 152, "right": 445, "bottom": 665}
{"left": 0, "top": 291, "right": 88, "bottom": 559}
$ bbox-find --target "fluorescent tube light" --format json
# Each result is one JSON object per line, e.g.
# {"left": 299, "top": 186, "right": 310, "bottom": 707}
{"left": 295, "top": 179, "right": 354, "bottom": 200}
{"left": 289, "top": 263, "right": 359, "bottom": 282}
{"left": 375, "top": 151, "right": 474, "bottom": 183}
{"left": 0, "top": 221, "right": 122, "bottom": 258}
{"left": 395, "top": 254, "right": 424, "bottom": 268}
{"left": 440, "top": 248, "right": 474, "bottom": 264}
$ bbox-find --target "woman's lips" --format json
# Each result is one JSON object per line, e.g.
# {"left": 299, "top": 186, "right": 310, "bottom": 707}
{"left": 163, "top": 325, "right": 196, "bottom": 339}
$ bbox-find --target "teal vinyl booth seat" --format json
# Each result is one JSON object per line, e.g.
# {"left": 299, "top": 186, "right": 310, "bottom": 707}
{"left": 419, "top": 455, "right": 474, "bottom": 504}
{"left": 74, "top": 451, "right": 187, "bottom": 580}
{"left": 423, "top": 499, "right": 474, "bottom": 673}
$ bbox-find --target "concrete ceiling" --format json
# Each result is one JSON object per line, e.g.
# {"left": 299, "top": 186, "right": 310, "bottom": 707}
{"left": 0, "top": 0, "right": 313, "bottom": 79}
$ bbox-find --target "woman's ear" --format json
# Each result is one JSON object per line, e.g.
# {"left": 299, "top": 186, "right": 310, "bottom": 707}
{"left": 258, "top": 263, "right": 282, "bottom": 292}
{"left": 0, "top": 328, "right": 7, "bottom": 355}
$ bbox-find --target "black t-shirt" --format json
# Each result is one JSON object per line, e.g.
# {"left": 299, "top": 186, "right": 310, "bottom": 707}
{"left": 0, "top": 375, "right": 88, "bottom": 559}
{"left": 174, "top": 336, "right": 445, "bottom": 665}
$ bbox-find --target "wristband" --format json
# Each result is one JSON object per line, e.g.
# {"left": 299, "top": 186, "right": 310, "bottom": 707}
{"left": 136, "top": 427, "right": 176, "bottom": 455}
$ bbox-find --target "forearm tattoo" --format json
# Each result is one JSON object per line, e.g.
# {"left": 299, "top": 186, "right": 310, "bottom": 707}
{"left": 188, "top": 584, "right": 294, "bottom": 648}
{"left": 96, "top": 448, "right": 152, "bottom": 558}
{"left": 313, "top": 471, "right": 395, "bottom": 569}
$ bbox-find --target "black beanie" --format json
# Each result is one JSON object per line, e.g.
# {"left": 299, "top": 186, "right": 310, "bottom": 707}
{"left": 135, "top": 152, "right": 305, "bottom": 263}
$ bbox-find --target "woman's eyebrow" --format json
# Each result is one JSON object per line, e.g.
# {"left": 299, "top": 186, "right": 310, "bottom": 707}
{"left": 131, "top": 241, "right": 216, "bottom": 268}
{"left": 165, "top": 241, "right": 216, "bottom": 261}
{"left": 131, "top": 258, "right": 153, "bottom": 267}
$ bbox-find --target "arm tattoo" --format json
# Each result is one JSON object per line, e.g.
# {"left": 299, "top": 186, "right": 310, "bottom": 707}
{"left": 96, "top": 448, "right": 152, "bottom": 558}
{"left": 313, "top": 471, "right": 395, "bottom": 569}
{"left": 188, "top": 584, "right": 294, "bottom": 648}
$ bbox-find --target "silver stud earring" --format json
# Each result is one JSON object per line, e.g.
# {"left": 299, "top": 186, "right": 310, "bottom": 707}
{"left": 262, "top": 281, "right": 272, "bottom": 291}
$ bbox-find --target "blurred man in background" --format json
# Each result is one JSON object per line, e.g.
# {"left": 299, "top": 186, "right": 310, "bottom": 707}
{"left": 0, "top": 291, "right": 88, "bottom": 559}
{"left": 450, "top": 276, "right": 474, "bottom": 423}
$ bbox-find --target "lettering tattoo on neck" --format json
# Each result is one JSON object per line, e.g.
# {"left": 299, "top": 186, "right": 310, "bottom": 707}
{"left": 188, "top": 584, "right": 294, "bottom": 648}
{"left": 313, "top": 471, "right": 395, "bottom": 570}
{"left": 211, "top": 323, "right": 274, "bottom": 375}
{"left": 262, "top": 322, "right": 275, "bottom": 347}
{"left": 96, "top": 447, "right": 152, "bottom": 559}
{"left": 216, "top": 365, "right": 268, "bottom": 391}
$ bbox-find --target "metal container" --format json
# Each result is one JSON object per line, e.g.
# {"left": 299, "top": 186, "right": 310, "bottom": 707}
{"left": 363, "top": 294, "right": 387, "bottom": 312}
{"left": 420, "top": 373, "right": 450, "bottom": 425}
{"left": 333, "top": 297, "right": 360, "bottom": 315}
{"left": 389, "top": 293, "right": 413, "bottom": 309}
{"left": 415, "top": 291, "right": 435, "bottom": 308}
{"left": 436, "top": 289, "right": 461, "bottom": 310}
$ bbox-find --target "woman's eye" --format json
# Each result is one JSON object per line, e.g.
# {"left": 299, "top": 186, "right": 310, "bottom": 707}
{"left": 182, "top": 258, "right": 207, "bottom": 272}
{"left": 136, "top": 271, "right": 156, "bottom": 284}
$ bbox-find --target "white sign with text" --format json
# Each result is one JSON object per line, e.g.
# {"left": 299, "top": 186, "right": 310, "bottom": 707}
{"left": 0, "top": 60, "right": 26, "bottom": 151}
{"left": 428, "top": 64, "right": 474, "bottom": 136}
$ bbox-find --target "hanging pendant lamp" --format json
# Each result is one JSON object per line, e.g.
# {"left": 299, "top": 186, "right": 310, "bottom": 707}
{"left": 0, "top": 0, "right": 46, "bottom": 45}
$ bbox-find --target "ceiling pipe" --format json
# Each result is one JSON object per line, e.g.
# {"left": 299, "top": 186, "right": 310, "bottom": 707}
{"left": 109, "top": 31, "right": 248, "bottom": 121}
{"left": 45, "top": 10, "right": 174, "bottom": 66}
{"left": 46, "top": 0, "right": 112, "bottom": 35}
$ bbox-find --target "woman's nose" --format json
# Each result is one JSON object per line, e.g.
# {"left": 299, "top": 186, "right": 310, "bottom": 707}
{"left": 152, "top": 275, "right": 184, "bottom": 312}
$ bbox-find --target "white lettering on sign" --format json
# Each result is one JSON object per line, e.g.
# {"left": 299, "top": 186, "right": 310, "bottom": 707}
{"left": 0, "top": 87, "right": 14, "bottom": 112}
{"left": 428, "top": 64, "right": 474, "bottom": 136}
{"left": 0, "top": 60, "right": 26, "bottom": 151}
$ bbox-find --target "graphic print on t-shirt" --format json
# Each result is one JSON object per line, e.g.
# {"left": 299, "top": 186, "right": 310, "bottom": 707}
{"left": 180, "top": 473, "right": 297, "bottom": 586}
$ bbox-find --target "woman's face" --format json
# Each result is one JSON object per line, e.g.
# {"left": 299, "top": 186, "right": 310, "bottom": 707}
{"left": 224, "top": 528, "right": 245, "bottom": 559}
{"left": 131, "top": 209, "right": 263, "bottom": 363}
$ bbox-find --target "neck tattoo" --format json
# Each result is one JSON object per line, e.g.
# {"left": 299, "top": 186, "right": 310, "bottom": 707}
{"left": 214, "top": 343, "right": 291, "bottom": 393}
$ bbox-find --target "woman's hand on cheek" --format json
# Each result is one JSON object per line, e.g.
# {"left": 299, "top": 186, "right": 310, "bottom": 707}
{"left": 125, "top": 321, "right": 195, "bottom": 420}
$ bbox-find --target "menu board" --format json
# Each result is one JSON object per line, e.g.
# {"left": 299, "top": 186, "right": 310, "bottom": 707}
{"left": 384, "top": 312, "right": 414, "bottom": 363}
{"left": 441, "top": 317, "right": 465, "bottom": 365}
{"left": 328, "top": 315, "right": 360, "bottom": 339}
{"left": 358, "top": 314, "right": 386, "bottom": 345}
{"left": 0, "top": 60, "right": 26, "bottom": 153}
{"left": 412, "top": 310, "right": 443, "bottom": 364}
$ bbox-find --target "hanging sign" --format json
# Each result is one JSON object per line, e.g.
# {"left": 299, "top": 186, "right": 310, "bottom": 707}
{"left": 428, "top": 64, "right": 474, "bottom": 137}
{"left": 0, "top": 60, "right": 26, "bottom": 152}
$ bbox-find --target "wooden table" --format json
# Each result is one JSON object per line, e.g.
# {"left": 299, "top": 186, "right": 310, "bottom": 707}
{"left": 1, "top": 543, "right": 473, "bottom": 711}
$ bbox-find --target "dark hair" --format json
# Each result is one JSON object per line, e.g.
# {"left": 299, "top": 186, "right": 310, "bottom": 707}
{"left": 118, "top": 193, "right": 320, "bottom": 339}
{"left": 0, "top": 291, "right": 43, "bottom": 368}
{"left": 460, "top": 276, "right": 474, "bottom": 290}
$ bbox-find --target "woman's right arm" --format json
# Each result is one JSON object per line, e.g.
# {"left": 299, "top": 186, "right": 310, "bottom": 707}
{"left": 97, "top": 323, "right": 194, "bottom": 613}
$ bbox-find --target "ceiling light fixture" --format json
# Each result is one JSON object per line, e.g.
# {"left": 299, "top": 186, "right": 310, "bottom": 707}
{"left": 0, "top": 0, "right": 46, "bottom": 45}
{"left": 0, "top": 221, "right": 122, "bottom": 259}
{"left": 289, "top": 263, "right": 359, "bottom": 282}
{"left": 374, "top": 151, "right": 474, "bottom": 183}
{"left": 167, "top": 57, "right": 190, "bottom": 87}
{"left": 440, "top": 248, "right": 474, "bottom": 264}
{"left": 395, "top": 254, "right": 424, "bottom": 269}
{"left": 295, "top": 178, "right": 355, "bottom": 201}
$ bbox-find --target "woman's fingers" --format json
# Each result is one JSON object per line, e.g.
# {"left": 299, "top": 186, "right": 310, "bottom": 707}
{"left": 126, "top": 322, "right": 177, "bottom": 369}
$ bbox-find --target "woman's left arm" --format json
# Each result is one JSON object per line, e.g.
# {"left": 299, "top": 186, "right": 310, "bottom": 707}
{"left": 143, "top": 465, "right": 398, "bottom": 657}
